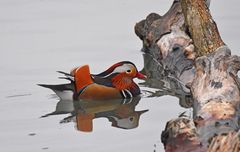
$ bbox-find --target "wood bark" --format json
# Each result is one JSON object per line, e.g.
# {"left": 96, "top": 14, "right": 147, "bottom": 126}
{"left": 181, "top": 0, "right": 224, "bottom": 56}
{"left": 135, "top": 0, "right": 195, "bottom": 108}
{"left": 161, "top": 115, "right": 207, "bottom": 152}
{"left": 181, "top": 0, "right": 240, "bottom": 150}
{"left": 135, "top": 0, "right": 240, "bottom": 151}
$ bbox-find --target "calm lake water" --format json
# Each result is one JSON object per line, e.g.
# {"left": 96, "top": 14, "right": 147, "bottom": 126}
{"left": 0, "top": 0, "right": 239, "bottom": 152}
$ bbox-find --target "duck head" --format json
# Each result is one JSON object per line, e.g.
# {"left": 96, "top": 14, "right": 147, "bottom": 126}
{"left": 92, "top": 61, "right": 146, "bottom": 92}
{"left": 108, "top": 109, "right": 149, "bottom": 129}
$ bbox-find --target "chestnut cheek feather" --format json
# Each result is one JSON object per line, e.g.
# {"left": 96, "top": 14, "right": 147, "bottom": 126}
{"left": 112, "top": 73, "right": 134, "bottom": 90}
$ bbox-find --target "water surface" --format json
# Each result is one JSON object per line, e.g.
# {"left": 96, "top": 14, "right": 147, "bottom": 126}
{"left": 0, "top": 0, "right": 239, "bottom": 152}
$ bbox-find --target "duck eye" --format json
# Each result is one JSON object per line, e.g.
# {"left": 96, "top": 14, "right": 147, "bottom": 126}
{"left": 126, "top": 70, "right": 131, "bottom": 73}
{"left": 129, "top": 117, "right": 134, "bottom": 121}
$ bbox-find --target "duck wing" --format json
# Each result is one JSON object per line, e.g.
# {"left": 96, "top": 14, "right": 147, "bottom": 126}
{"left": 72, "top": 65, "right": 94, "bottom": 92}
{"left": 91, "top": 75, "right": 114, "bottom": 87}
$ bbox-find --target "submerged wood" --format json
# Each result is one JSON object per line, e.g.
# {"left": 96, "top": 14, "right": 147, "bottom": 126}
{"left": 136, "top": 0, "right": 240, "bottom": 151}
{"left": 161, "top": 115, "right": 207, "bottom": 152}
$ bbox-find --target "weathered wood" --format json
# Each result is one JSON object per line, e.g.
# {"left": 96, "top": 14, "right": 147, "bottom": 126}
{"left": 136, "top": 0, "right": 240, "bottom": 151}
{"left": 179, "top": 0, "right": 240, "bottom": 150}
{"left": 191, "top": 46, "right": 240, "bottom": 148}
{"left": 135, "top": 0, "right": 195, "bottom": 108}
{"left": 161, "top": 116, "right": 207, "bottom": 152}
{"left": 180, "top": 0, "right": 224, "bottom": 56}
{"left": 207, "top": 131, "right": 240, "bottom": 152}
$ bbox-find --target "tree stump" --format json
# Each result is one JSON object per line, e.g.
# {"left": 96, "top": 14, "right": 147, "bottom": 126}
{"left": 135, "top": 0, "right": 240, "bottom": 151}
{"left": 135, "top": 0, "right": 195, "bottom": 108}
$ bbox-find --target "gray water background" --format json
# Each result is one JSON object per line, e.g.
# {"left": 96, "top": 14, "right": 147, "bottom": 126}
{"left": 0, "top": 0, "right": 239, "bottom": 152}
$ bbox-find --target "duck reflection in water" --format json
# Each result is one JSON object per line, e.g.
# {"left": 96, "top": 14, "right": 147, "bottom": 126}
{"left": 42, "top": 96, "right": 148, "bottom": 132}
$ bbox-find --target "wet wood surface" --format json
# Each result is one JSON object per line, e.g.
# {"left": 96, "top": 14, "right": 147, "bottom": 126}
{"left": 135, "top": 0, "right": 240, "bottom": 151}
{"left": 181, "top": 0, "right": 224, "bottom": 56}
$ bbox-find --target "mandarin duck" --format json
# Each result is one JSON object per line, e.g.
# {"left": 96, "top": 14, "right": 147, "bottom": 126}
{"left": 39, "top": 61, "right": 145, "bottom": 100}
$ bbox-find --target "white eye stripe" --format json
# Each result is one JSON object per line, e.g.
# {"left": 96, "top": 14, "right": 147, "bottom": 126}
{"left": 112, "top": 64, "right": 132, "bottom": 73}
{"left": 100, "top": 64, "right": 133, "bottom": 78}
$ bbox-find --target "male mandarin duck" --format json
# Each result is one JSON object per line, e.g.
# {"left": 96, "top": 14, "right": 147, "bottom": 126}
{"left": 39, "top": 61, "right": 146, "bottom": 100}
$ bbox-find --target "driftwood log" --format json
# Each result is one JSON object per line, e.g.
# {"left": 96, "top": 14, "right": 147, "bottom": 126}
{"left": 135, "top": 0, "right": 240, "bottom": 151}
{"left": 136, "top": 1, "right": 194, "bottom": 108}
